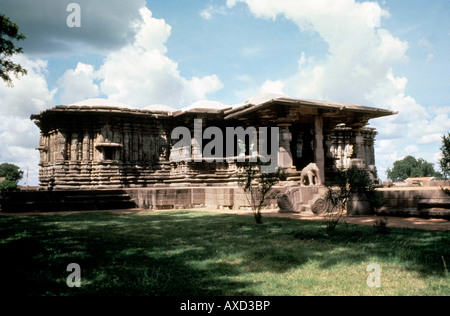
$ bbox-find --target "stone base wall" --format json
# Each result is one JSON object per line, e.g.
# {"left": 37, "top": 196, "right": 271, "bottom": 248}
{"left": 39, "top": 161, "right": 173, "bottom": 189}
{"left": 38, "top": 160, "right": 247, "bottom": 189}
{"left": 125, "top": 186, "right": 286, "bottom": 210}
{"left": 376, "top": 187, "right": 450, "bottom": 218}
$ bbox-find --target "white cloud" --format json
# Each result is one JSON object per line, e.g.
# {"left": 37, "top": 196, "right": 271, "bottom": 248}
{"left": 200, "top": 4, "right": 228, "bottom": 20}
{"left": 242, "top": 46, "right": 262, "bottom": 58}
{"left": 227, "top": 0, "right": 448, "bottom": 180}
{"left": 97, "top": 7, "right": 223, "bottom": 108}
{"left": 200, "top": 8, "right": 213, "bottom": 20}
{"left": 0, "top": 55, "right": 57, "bottom": 185}
{"left": 261, "top": 80, "right": 284, "bottom": 95}
{"left": 58, "top": 62, "right": 100, "bottom": 105}
{"left": 0, "top": 56, "right": 57, "bottom": 116}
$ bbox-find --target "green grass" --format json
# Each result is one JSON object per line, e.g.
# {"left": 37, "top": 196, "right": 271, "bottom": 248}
{"left": 0, "top": 210, "right": 448, "bottom": 296}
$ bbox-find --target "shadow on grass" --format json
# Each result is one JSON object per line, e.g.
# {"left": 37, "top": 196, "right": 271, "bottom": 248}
{"left": 0, "top": 211, "right": 448, "bottom": 295}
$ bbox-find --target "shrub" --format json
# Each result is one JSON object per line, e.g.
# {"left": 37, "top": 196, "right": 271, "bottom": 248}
{"left": 237, "top": 160, "right": 286, "bottom": 224}
{"left": 0, "top": 179, "right": 20, "bottom": 193}
{"left": 325, "top": 166, "right": 384, "bottom": 234}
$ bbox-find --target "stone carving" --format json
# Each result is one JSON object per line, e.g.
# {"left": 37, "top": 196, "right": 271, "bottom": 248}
{"left": 300, "top": 163, "right": 322, "bottom": 186}
{"left": 330, "top": 144, "right": 353, "bottom": 169}
{"left": 277, "top": 194, "right": 296, "bottom": 213}
{"left": 310, "top": 196, "right": 327, "bottom": 215}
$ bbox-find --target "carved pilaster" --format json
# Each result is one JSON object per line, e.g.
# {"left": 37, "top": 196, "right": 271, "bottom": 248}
{"left": 314, "top": 116, "right": 325, "bottom": 183}
{"left": 278, "top": 124, "right": 294, "bottom": 169}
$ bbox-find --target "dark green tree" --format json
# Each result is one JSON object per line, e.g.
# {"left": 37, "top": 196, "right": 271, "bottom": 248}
{"left": 0, "top": 163, "right": 23, "bottom": 192}
{"left": 439, "top": 133, "right": 450, "bottom": 180}
{"left": 386, "top": 155, "right": 442, "bottom": 181}
{"left": 0, "top": 14, "right": 27, "bottom": 87}
{"left": 0, "top": 162, "right": 23, "bottom": 182}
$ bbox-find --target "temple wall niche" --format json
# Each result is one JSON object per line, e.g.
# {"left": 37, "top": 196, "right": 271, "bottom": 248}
{"left": 327, "top": 125, "right": 377, "bottom": 172}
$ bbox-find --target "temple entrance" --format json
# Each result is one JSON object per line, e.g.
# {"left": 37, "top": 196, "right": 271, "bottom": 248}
{"left": 291, "top": 124, "right": 314, "bottom": 171}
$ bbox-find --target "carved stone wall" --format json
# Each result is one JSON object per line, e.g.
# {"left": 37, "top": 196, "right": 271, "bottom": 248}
{"left": 33, "top": 104, "right": 383, "bottom": 190}
{"left": 35, "top": 108, "right": 173, "bottom": 189}
{"left": 327, "top": 125, "right": 377, "bottom": 173}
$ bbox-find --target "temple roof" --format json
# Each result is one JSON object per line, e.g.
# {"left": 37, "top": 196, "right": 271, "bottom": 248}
{"left": 32, "top": 95, "right": 397, "bottom": 130}
{"left": 224, "top": 94, "right": 397, "bottom": 120}
{"left": 70, "top": 98, "right": 134, "bottom": 109}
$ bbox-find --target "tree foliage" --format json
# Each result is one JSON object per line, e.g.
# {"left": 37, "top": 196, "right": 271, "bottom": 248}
{"left": 386, "top": 155, "right": 442, "bottom": 181}
{"left": 439, "top": 133, "right": 450, "bottom": 180}
{"left": 237, "top": 160, "right": 286, "bottom": 224}
{"left": 0, "top": 163, "right": 23, "bottom": 193}
{"left": 0, "top": 14, "right": 27, "bottom": 87}
{"left": 325, "top": 166, "right": 383, "bottom": 234}
{"left": 0, "top": 162, "right": 23, "bottom": 182}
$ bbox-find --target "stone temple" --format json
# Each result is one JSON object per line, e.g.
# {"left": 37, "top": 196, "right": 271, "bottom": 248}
{"left": 29, "top": 94, "right": 397, "bottom": 211}
{"left": 7, "top": 94, "right": 450, "bottom": 218}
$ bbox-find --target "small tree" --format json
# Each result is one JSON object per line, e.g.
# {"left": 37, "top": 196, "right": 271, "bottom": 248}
{"left": 237, "top": 160, "right": 286, "bottom": 224}
{"left": 0, "top": 163, "right": 23, "bottom": 193}
{"left": 325, "top": 166, "right": 383, "bottom": 234}
{"left": 439, "top": 133, "right": 450, "bottom": 180}
{"left": 439, "top": 133, "right": 450, "bottom": 197}
{"left": 0, "top": 14, "right": 27, "bottom": 87}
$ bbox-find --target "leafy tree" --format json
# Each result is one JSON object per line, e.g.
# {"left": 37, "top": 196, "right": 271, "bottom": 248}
{"left": 0, "top": 179, "right": 20, "bottom": 192}
{"left": 386, "top": 155, "right": 442, "bottom": 181}
{"left": 325, "top": 166, "right": 383, "bottom": 234}
{"left": 0, "top": 162, "right": 23, "bottom": 182}
{"left": 0, "top": 163, "right": 23, "bottom": 193}
{"left": 439, "top": 133, "right": 450, "bottom": 180}
{"left": 237, "top": 160, "right": 286, "bottom": 224}
{"left": 0, "top": 14, "right": 27, "bottom": 87}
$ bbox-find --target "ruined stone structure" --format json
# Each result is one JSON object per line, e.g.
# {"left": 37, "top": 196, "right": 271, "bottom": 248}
{"left": 31, "top": 94, "right": 396, "bottom": 191}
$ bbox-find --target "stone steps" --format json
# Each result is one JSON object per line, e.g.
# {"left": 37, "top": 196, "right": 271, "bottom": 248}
{"left": 418, "top": 199, "right": 450, "bottom": 209}
{"left": 376, "top": 198, "right": 450, "bottom": 219}
{"left": 376, "top": 207, "right": 450, "bottom": 218}
{"left": 0, "top": 190, "right": 136, "bottom": 213}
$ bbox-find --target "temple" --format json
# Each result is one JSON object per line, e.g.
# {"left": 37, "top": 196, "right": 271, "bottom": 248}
{"left": 31, "top": 94, "right": 396, "bottom": 191}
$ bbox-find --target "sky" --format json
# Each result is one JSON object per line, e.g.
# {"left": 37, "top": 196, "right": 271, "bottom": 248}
{"left": 0, "top": 0, "right": 449, "bottom": 186}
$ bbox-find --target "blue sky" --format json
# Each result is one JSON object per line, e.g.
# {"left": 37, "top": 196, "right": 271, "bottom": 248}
{"left": 0, "top": 0, "right": 449, "bottom": 185}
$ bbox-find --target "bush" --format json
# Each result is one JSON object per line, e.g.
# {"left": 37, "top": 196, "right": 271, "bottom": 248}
{"left": 0, "top": 179, "right": 20, "bottom": 193}
{"left": 373, "top": 216, "right": 389, "bottom": 234}
{"left": 237, "top": 159, "right": 286, "bottom": 224}
{"left": 325, "top": 166, "right": 384, "bottom": 234}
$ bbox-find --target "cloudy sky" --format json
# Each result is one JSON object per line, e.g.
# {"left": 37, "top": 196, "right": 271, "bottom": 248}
{"left": 0, "top": 0, "right": 449, "bottom": 185}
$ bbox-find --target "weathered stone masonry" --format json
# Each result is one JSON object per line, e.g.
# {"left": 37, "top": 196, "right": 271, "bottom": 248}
{"left": 31, "top": 95, "right": 396, "bottom": 190}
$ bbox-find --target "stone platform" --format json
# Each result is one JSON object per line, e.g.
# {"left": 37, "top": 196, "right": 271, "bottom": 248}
{"left": 376, "top": 187, "right": 450, "bottom": 218}
{"left": 1, "top": 185, "right": 449, "bottom": 219}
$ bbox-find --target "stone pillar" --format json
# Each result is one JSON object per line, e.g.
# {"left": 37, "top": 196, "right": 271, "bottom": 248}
{"left": 82, "top": 132, "right": 90, "bottom": 161}
{"left": 314, "top": 115, "right": 325, "bottom": 184}
{"left": 56, "top": 131, "right": 67, "bottom": 162}
{"left": 71, "top": 132, "right": 79, "bottom": 161}
{"left": 354, "top": 130, "right": 365, "bottom": 164}
{"left": 278, "top": 124, "right": 294, "bottom": 169}
{"left": 363, "top": 128, "right": 377, "bottom": 167}
{"left": 123, "top": 126, "right": 131, "bottom": 162}
{"left": 38, "top": 136, "right": 48, "bottom": 165}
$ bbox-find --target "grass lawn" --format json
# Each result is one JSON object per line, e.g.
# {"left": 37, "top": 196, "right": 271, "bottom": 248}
{"left": 0, "top": 210, "right": 448, "bottom": 296}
